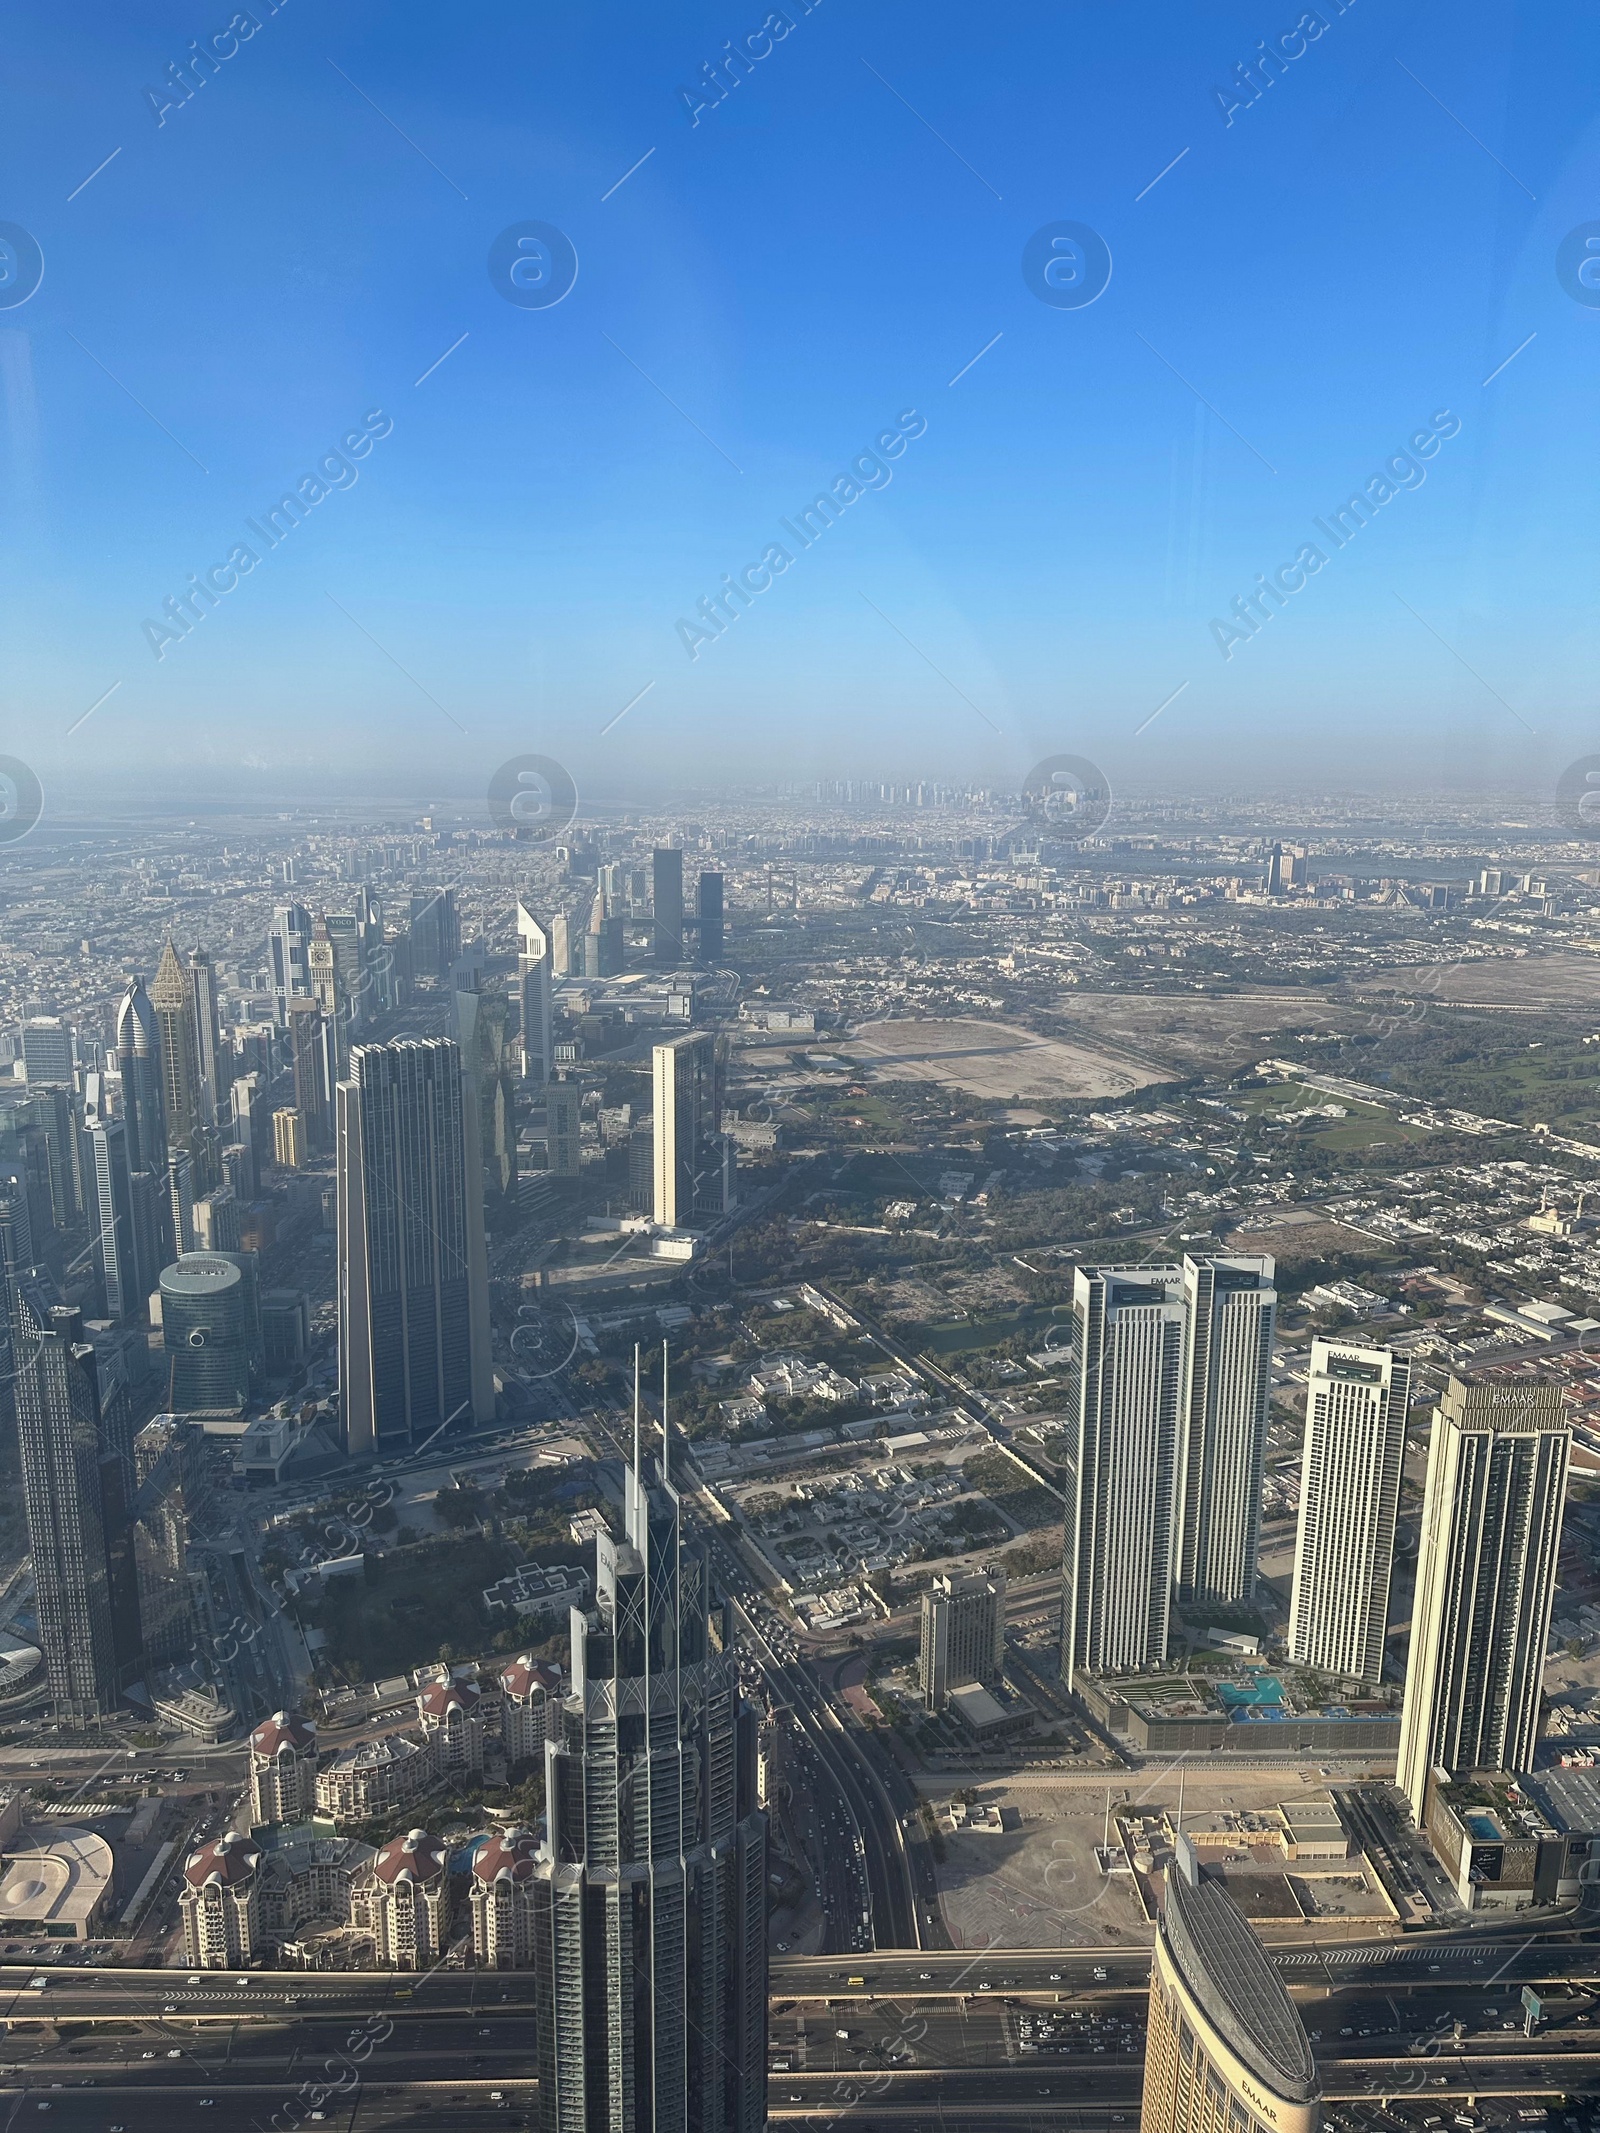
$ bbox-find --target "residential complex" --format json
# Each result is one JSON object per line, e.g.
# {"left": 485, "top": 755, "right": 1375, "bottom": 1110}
{"left": 1287, "top": 1340, "right": 1411, "bottom": 1688}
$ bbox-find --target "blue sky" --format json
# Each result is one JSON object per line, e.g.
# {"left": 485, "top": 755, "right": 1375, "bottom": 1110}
{"left": 3, "top": 0, "right": 1599, "bottom": 804}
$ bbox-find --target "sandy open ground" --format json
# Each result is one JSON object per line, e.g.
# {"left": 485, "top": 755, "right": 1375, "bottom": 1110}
{"left": 1054, "top": 991, "right": 1350, "bottom": 1074}
{"left": 843, "top": 1018, "right": 1161, "bottom": 1102}
{"left": 1358, "top": 950, "right": 1600, "bottom": 1011}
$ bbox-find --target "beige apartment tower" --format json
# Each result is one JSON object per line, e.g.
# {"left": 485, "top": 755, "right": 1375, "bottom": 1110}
{"left": 919, "top": 1567, "right": 1006, "bottom": 1711}
{"left": 1287, "top": 1339, "right": 1411, "bottom": 1688}
{"left": 1143, "top": 1840, "right": 1319, "bottom": 2133}
{"left": 272, "top": 1106, "right": 305, "bottom": 1170}
{"left": 1175, "top": 1254, "right": 1276, "bottom": 1609}
{"left": 1397, "top": 1374, "right": 1569, "bottom": 1821}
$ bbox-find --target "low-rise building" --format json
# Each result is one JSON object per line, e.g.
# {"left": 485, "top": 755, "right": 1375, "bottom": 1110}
{"left": 315, "top": 1733, "right": 432, "bottom": 1825}
{"left": 0, "top": 1826, "right": 112, "bottom": 1941}
{"left": 1422, "top": 1770, "right": 1599, "bottom": 1912}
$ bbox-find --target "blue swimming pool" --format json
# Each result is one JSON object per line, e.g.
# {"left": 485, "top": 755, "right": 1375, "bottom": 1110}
{"left": 1218, "top": 1676, "right": 1284, "bottom": 1708}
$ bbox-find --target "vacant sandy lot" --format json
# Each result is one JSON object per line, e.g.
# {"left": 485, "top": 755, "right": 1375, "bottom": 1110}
{"left": 1358, "top": 950, "right": 1600, "bottom": 1012}
{"left": 843, "top": 1018, "right": 1160, "bottom": 1101}
{"left": 1054, "top": 991, "right": 1350, "bottom": 1074}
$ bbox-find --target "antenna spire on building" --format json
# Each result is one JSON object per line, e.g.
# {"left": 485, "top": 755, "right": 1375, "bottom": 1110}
{"left": 632, "top": 1343, "right": 641, "bottom": 1478}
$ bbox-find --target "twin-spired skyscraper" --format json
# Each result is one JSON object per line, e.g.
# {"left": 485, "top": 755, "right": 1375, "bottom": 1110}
{"left": 1062, "top": 1256, "right": 1275, "bottom": 1689}
{"left": 533, "top": 1379, "right": 767, "bottom": 2133}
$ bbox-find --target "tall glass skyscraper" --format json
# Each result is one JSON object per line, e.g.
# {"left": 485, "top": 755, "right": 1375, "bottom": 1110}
{"left": 12, "top": 1274, "right": 123, "bottom": 1720}
{"left": 336, "top": 1037, "right": 493, "bottom": 1453}
{"left": 532, "top": 1376, "right": 767, "bottom": 2133}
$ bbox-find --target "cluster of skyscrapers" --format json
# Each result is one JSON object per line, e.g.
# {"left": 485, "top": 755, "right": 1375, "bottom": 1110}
{"left": 1063, "top": 1259, "right": 1574, "bottom": 1841}
{"left": 1061, "top": 1255, "right": 1277, "bottom": 1688}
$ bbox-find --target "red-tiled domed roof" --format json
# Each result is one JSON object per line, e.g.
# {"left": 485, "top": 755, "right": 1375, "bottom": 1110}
{"left": 472, "top": 1826, "right": 539, "bottom": 1884}
{"left": 371, "top": 1829, "right": 447, "bottom": 1885}
{"left": 184, "top": 1830, "right": 261, "bottom": 1888}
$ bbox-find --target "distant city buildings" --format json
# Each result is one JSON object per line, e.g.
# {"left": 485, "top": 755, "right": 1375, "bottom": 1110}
{"left": 1288, "top": 1339, "right": 1411, "bottom": 1688}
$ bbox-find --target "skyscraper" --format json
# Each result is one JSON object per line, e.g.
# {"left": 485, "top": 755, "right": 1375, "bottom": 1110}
{"left": 454, "top": 968, "right": 518, "bottom": 1209}
{"left": 20, "top": 1017, "right": 72, "bottom": 1086}
{"left": 287, "top": 999, "right": 331, "bottom": 1153}
{"left": 337, "top": 1038, "right": 494, "bottom": 1453}
{"left": 115, "top": 975, "right": 166, "bottom": 1176}
{"left": 1142, "top": 1839, "right": 1319, "bottom": 2133}
{"left": 87, "top": 1117, "right": 147, "bottom": 1322}
{"left": 651, "top": 1033, "right": 730, "bottom": 1230}
{"left": 532, "top": 1376, "right": 766, "bottom": 2133}
{"left": 517, "top": 902, "right": 553, "bottom": 1088}
{"left": 1061, "top": 1264, "right": 1185, "bottom": 1689}
{"left": 269, "top": 903, "right": 312, "bottom": 1025}
{"left": 12, "top": 1275, "right": 123, "bottom": 1720}
{"left": 309, "top": 919, "right": 351, "bottom": 1082}
{"left": 545, "top": 1080, "right": 581, "bottom": 1179}
{"left": 1397, "top": 1374, "right": 1569, "bottom": 1821}
{"left": 159, "top": 1252, "right": 258, "bottom": 1416}
{"left": 133, "top": 1415, "right": 206, "bottom": 1666}
{"left": 695, "top": 871, "right": 725, "bottom": 964}
{"left": 550, "top": 911, "right": 573, "bottom": 979}
{"left": 189, "top": 946, "right": 222, "bottom": 1123}
{"left": 152, "top": 939, "right": 205, "bottom": 1159}
{"left": 653, "top": 846, "right": 684, "bottom": 966}
{"left": 1175, "top": 1255, "right": 1276, "bottom": 1609}
{"left": 1287, "top": 1339, "right": 1411, "bottom": 1689}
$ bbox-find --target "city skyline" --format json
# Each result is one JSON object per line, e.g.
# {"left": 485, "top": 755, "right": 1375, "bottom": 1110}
{"left": 4, "top": 4, "right": 1600, "bottom": 804}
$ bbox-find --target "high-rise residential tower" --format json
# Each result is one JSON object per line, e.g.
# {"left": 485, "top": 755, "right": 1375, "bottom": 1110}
{"left": 1397, "top": 1374, "right": 1569, "bottom": 1821}
{"left": 12, "top": 1275, "right": 123, "bottom": 1720}
{"left": 1175, "top": 1254, "right": 1276, "bottom": 1609}
{"left": 532, "top": 1374, "right": 766, "bottom": 2133}
{"left": 337, "top": 1038, "right": 494, "bottom": 1453}
{"left": 1061, "top": 1264, "right": 1186, "bottom": 1688}
{"left": 652, "top": 846, "right": 685, "bottom": 966}
{"left": 1287, "top": 1340, "right": 1411, "bottom": 1688}
{"left": 1143, "top": 1840, "right": 1319, "bottom": 2133}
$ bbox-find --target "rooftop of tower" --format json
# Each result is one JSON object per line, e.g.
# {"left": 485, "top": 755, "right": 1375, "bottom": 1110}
{"left": 1163, "top": 1867, "right": 1317, "bottom": 2105}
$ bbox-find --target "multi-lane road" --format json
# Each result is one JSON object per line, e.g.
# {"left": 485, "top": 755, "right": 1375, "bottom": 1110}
{"left": 6, "top": 1956, "right": 1600, "bottom": 2130}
